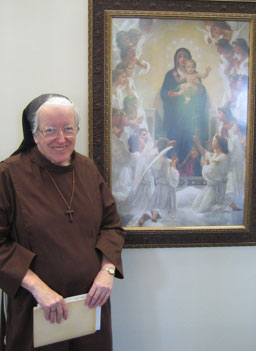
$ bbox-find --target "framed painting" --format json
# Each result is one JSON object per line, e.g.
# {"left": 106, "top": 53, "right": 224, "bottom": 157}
{"left": 88, "top": 0, "right": 256, "bottom": 248}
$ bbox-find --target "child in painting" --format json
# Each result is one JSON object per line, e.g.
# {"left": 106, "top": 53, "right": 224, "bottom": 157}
{"left": 232, "top": 38, "right": 249, "bottom": 76}
{"left": 169, "top": 59, "right": 211, "bottom": 103}
{"left": 115, "top": 129, "right": 156, "bottom": 221}
{"left": 192, "top": 135, "right": 230, "bottom": 212}
{"left": 123, "top": 94, "right": 147, "bottom": 130}
{"left": 225, "top": 74, "right": 248, "bottom": 126}
{"left": 199, "top": 21, "right": 233, "bottom": 46}
{"left": 127, "top": 129, "right": 148, "bottom": 154}
{"left": 232, "top": 123, "right": 246, "bottom": 154}
{"left": 120, "top": 46, "right": 149, "bottom": 74}
{"left": 114, "top": 61, "right": 137, "bottom": 98}
{"left": 112, "top": 108, "right": 122, "bottom": 137}
{"left": 116, "top": 31, "right": 131, "bottom": 51}
{"left": 138, "top": 138, "right": 179, "bottom": 226}
{"left": 210, "top": 21, "right": 233, "bottom": 42}
{"left": 216, "top": 107, "right": 245, "bottom": 208}
{"left": 112, "top": 30, "right": 132, "bottom": 67}
{"left": 127, "top": 28, "right": 142, "bottom": 47}
{"left": 112, "top": 108, "right": 130, "bottom": 138}
{"left": 112, "top": 68, "right": 126, "bottom": 109}
{"left": 215, "top": 39, "right": 236, "bottom": 76}
{"left": 127, "top": 27, "right": 151, "bottom": 72}
{"left": 117, "top": 95, "right": 148, "bottom": 149}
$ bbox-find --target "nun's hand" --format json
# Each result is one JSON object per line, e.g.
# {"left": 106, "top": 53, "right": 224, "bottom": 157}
{"left": 21, "top": 268, "right": 68, "bottom": 323}
{"left": 84, "top": 269, "right": 114, "bottom": 309}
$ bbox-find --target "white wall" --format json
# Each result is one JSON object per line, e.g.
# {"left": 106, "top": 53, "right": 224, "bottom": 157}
{"left": 1, "top": 1, "right": 256, "bottom": 351}
{"left": 112, "top": 248, "right": 256, "bottom": 351}
{"left": 0, "top": 0, "right": 87, "bottom": 157}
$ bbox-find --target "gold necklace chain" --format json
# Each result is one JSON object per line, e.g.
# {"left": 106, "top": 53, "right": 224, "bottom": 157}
{"left": 45, "top": 168, "right": 75, "bottom": 222}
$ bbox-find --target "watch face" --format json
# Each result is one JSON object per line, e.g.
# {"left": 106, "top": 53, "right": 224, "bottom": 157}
{"left": 103, "top": 267, "right": 115, "bottom": 275}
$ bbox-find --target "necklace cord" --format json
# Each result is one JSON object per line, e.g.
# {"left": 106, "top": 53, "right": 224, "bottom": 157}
{"left": 44, "top": 168, "right": 75, "bottom": 222}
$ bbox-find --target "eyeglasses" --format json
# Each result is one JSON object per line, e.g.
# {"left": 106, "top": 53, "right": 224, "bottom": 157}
{"left": 38, "top": 126, "right": 79, "bottom": 138}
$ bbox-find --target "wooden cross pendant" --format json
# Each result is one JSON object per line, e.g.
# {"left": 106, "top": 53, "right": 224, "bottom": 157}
{"left": 66, "top": 209, "right": 74, "bottom": 222}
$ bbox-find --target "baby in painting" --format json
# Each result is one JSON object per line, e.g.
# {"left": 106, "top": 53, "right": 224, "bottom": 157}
{"left": 169, "top": 59, "right": 211, "bottom": 103}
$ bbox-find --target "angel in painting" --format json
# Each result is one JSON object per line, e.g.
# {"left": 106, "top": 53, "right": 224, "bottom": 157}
{"left": 192, "top": 135, "right": 230, "bottom": 212}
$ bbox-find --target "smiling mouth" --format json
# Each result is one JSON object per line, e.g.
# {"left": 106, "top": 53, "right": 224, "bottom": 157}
{"left": 53, "top": 147, "right": 67, "bottom": 151}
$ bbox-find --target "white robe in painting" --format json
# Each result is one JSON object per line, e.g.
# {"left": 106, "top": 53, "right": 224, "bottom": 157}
{"left": 112, "top": 134, "right": 136, "bottom": 203}
{"left": 120, "top": 161, "right": 154, "bottom": 216}
{"left": 112, "top": 86, "right": 125, "bottom": 110}
{"left": 226, "top": 126, "right": 246, "bottom": 206}
{"left": 112, "top": 133, "right": 156, "bottom": 216}
{"left": 229, "top": 88, "right": 248, "bottom": 126}
{"left": 235, "top": 55, "right": 249, "bottom": 76}
{"left": 219, "top": 55, "right": 236, "bottom": 106}
{"left": 149, "top": 156, "right": 180, "bottom": 218}
{"left": 117, "top": 138, "right": 157, "bottom": 216}
{"left": 193, "top": 151, "right": 230, "bottom": 212}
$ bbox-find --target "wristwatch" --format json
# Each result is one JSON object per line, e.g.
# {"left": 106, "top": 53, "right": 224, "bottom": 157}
{"left": 102, "top": 267, "right": 115, "bottom": 275}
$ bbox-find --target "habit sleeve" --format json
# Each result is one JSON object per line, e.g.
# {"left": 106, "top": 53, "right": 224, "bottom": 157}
{"left": 0, "top": 162, "right": 36, "bottom": 297}
{"left": 94, "top": 165, "right": 125, "bottom": 279}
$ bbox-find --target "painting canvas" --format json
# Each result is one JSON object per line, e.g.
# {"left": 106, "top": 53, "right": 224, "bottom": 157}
{"left": 111, "top": 17, "right": 250, "bottom": 229}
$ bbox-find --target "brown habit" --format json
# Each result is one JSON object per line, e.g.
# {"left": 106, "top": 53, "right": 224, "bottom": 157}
{"left": 0, "top": 147, "right": 125, "bottom": 351}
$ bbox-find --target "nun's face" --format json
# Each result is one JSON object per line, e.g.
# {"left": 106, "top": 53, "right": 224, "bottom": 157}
{"left": 34, "top": 104, "right": 76, "bottom": 166}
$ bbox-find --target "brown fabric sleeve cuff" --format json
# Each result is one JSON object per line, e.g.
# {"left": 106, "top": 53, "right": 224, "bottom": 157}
{"left": 96, "top": 230, "right": 125, "bottom": 279}
{"left": 0, "top": 243, "right": 36, "bottom": 297}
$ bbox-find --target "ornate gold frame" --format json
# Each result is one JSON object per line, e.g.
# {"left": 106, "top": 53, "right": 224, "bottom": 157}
{"left": 89, "top": 0, "right": 256, "bottom": 248}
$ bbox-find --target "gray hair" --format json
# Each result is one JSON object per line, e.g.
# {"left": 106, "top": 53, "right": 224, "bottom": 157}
{"left": 30, "top": 96, "right": 80, "bottom": 135}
